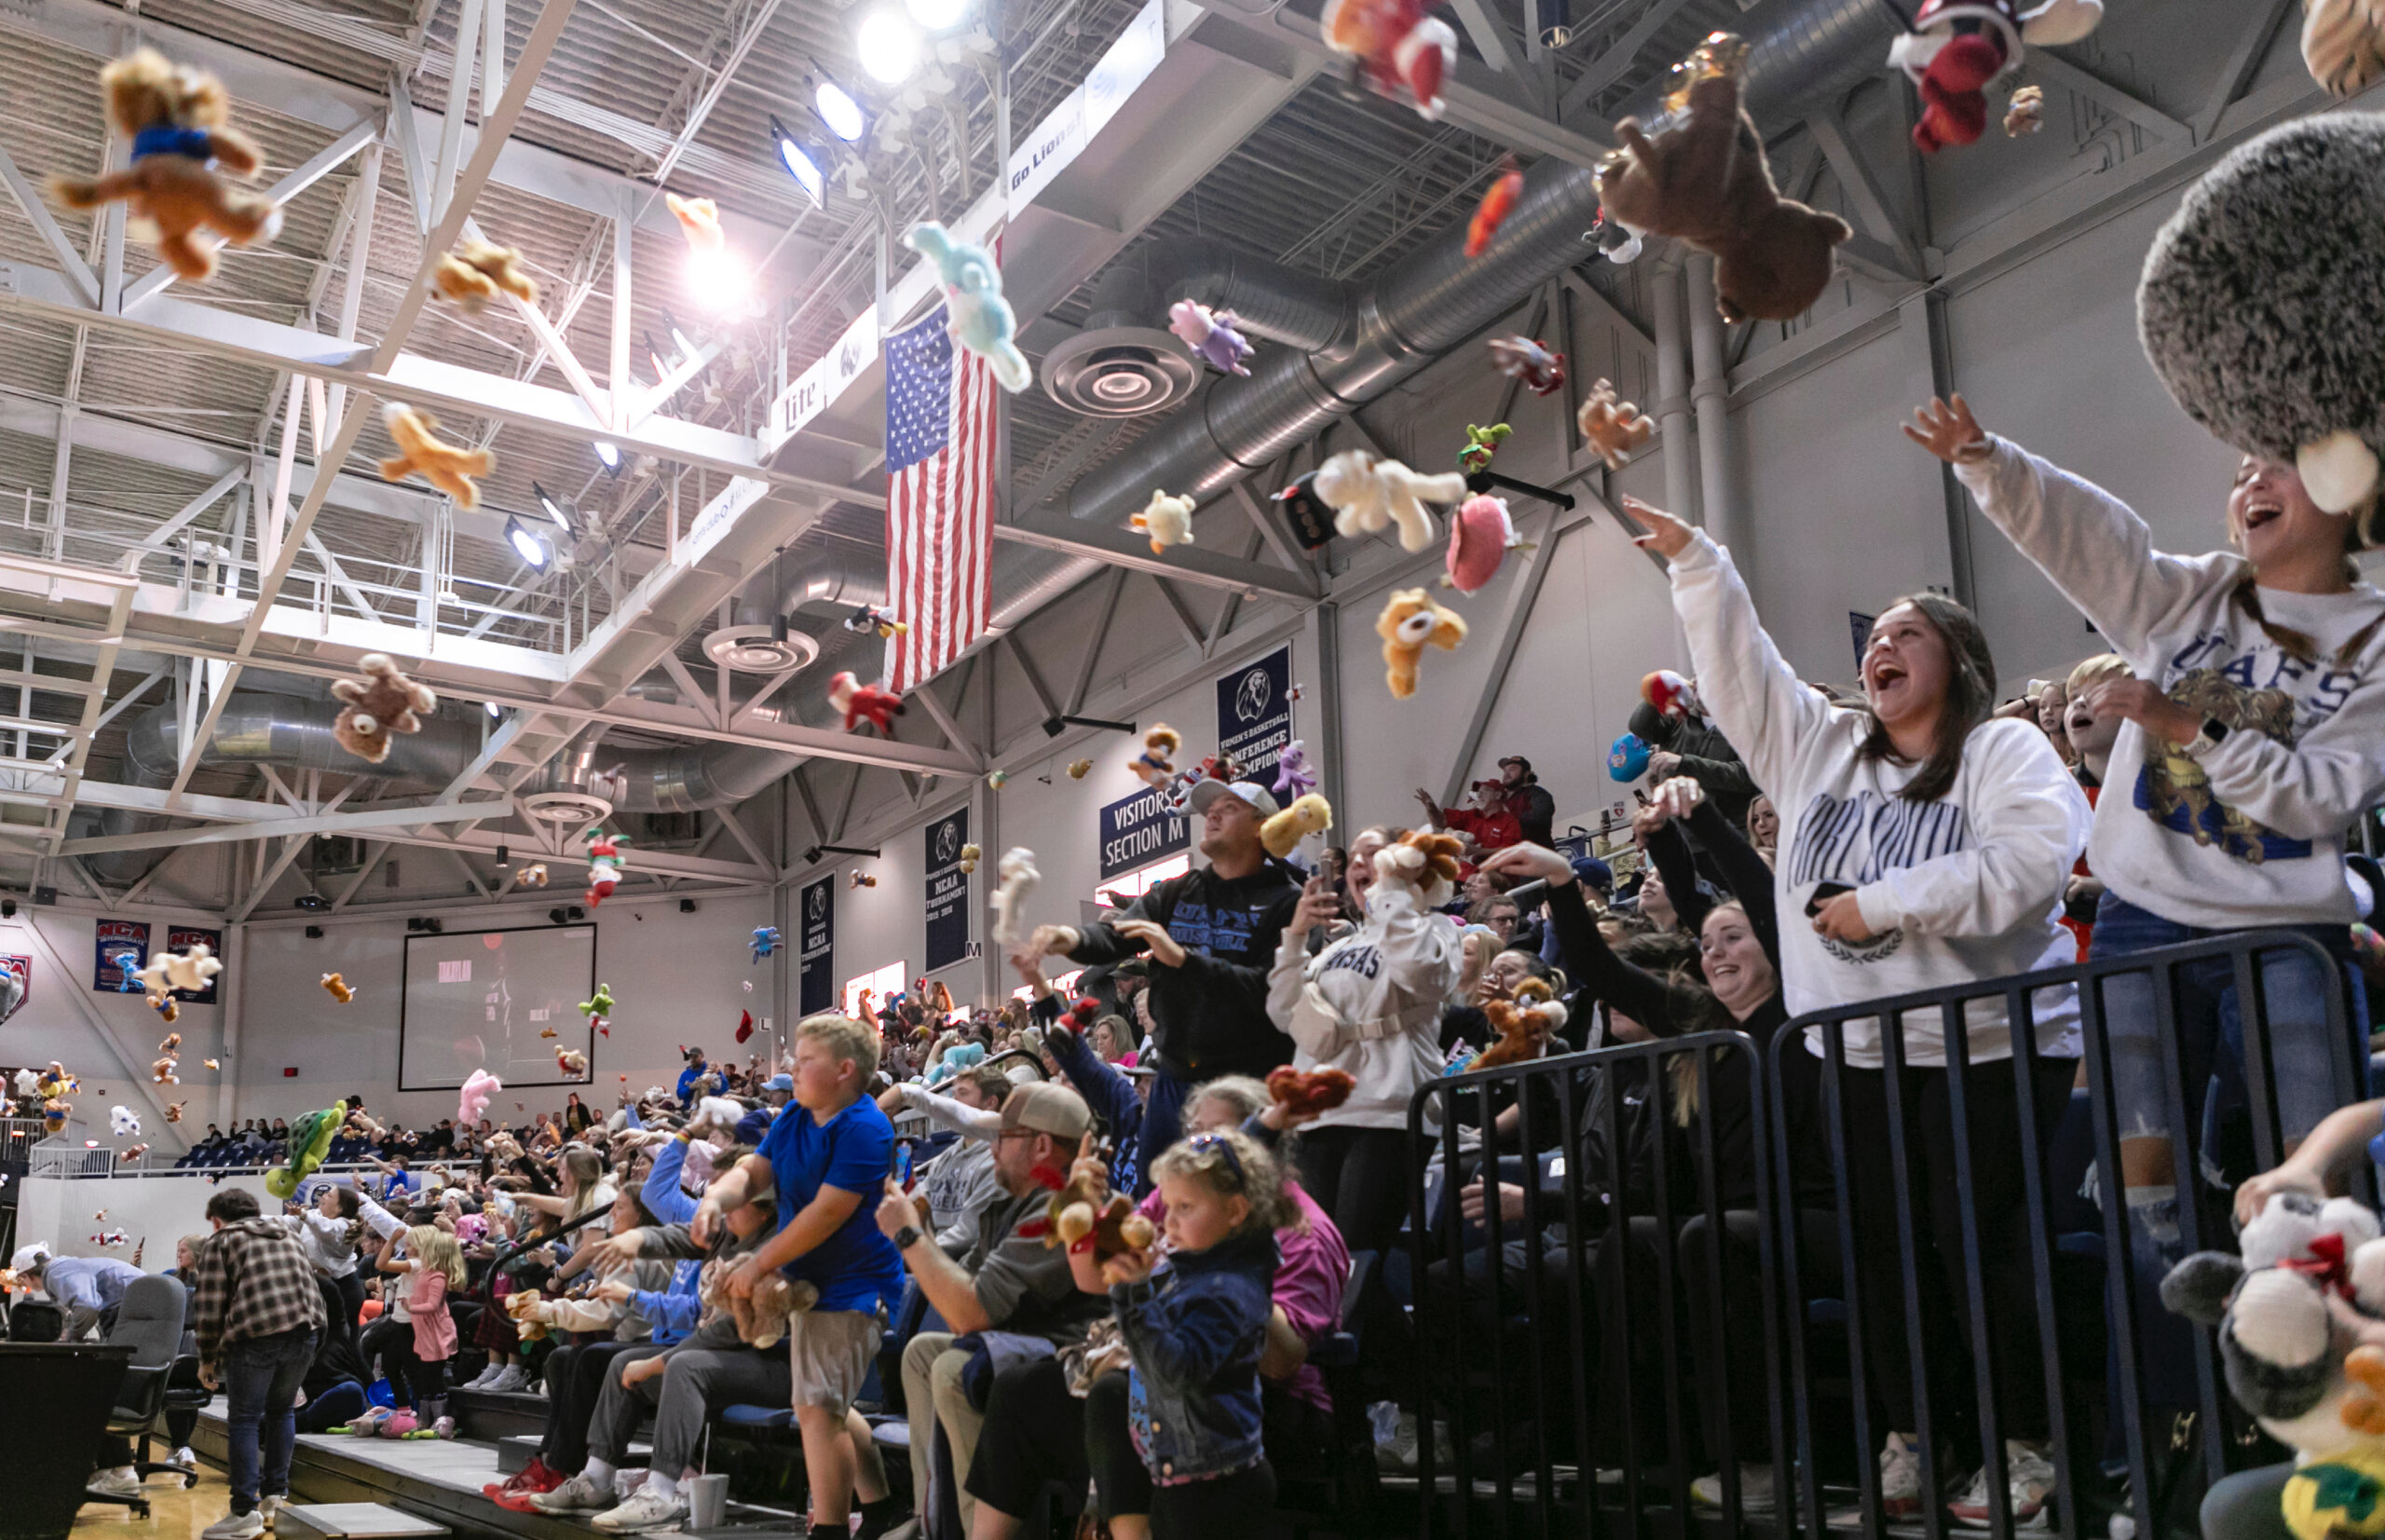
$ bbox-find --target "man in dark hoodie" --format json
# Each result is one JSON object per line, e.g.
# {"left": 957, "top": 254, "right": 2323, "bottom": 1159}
{"left": 1023, "top": 777, "right": 1301, "bottom": 1178}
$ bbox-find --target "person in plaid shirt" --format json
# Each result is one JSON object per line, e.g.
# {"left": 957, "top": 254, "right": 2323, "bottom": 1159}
{"left": 193, "top": 1188, "right": 325, "bottom": 1540}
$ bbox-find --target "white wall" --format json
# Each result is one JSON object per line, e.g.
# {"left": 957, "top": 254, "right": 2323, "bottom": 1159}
{"left": 19, "top": 1171, "right": 278, "bottom": 1265}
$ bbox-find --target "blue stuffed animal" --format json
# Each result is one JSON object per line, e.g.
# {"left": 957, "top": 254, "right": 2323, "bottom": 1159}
{"left": 927, "top": 1041, "right": 988, "bottom": 1086}
{"left": 903, "top": 221, "right": 1032, "bottom": 393}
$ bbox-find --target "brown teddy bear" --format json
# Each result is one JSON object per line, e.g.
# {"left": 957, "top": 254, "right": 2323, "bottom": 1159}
{"left": 1474, "top": 977, "right": 1569, "bottom": 1070}
{"left": 378, "top": 403, "right": 495, "bottom": 508}
{"left": 432, "top": 239, "right": 538, "bottom": 316}
{"left": 1056, "top": 1192, "right": 1157, "bottom": 1264}
{"left": 1595, "top": 34, "right": 1850, "bottom": 322}
{"left": 1375, "top": 588, "right": 1467, "bottom": 699}
{"left": 49, "top": 49, "right": 279, "bottom": 283}
{"left": 332, "top": 652, "right": 437, "bottom": 764}
{"left": 1577, "top": 378, "right": 1656, "bottom": 470}
{"left": 698, "top": 1262, "right": 818, "bottom": 1349}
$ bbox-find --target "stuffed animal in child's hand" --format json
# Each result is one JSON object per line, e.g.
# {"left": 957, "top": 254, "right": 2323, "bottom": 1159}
{"left": 1375, "top": 829, "right": 1465, "bottom": 905}
{"left": 1597, "top": 34, "right": 1851, "bottom": 322}
{"left": 991, "top": 847, "right": 1039, "bottom": 946}
{"left": 903, "top": 222, "right": 1031, "bottom": 393}
{"left": 330, "top": 652, "right": 437, "bottom": 765}
{"left": 432, "top": 238, "right": 538, "bottom": 315}
{"left": 1488, "top": 337, "right": 1566, "bottom": 397}
{"left": 1131, "top": 489, "right": 1196, "bottom": 555}
{"left": 665, "top": 192, "right": 725, "bottom": 255}
{"left": 266, "top": 1100, "right": 348, "bottom": 1199}
{"left": 320, "top": 973, "right": 356, "bottom": 1004}
{"left": 1444, "top": 495, "right": 1533, "bottom": 594}
{"left": 1167, "top": 300, "right": 1254, "bottom": 376}
{"left": 1578, "top": 379, "right": 1655, "bottom": 470}
{"left": 1376, "top": 589, "right": 1467, "bottom": 699}
{"left": 1321, "top": 0, "right": 1457, "bottom": 118}
{"left": 1267, "top": 1065, "right": 1356, "bottom": 1118}
{"left": 1129, "top": 726, "right": 1179, "bottom": 790}
{"left": 2304, "top": 0, "right": 2385, "bottom": 96}
{"left": 1474, "top": 978, "right": 1569, "bottom": 1070}
{"left": 1057, "top": 1192, "right": 1158, "bottom": 1263}
{"left": 1888, "top": 0, "right": 2105, "bottom": 154}
{"left": 2139, "top": 111, "right": 2385, "bottom": 522}
{"left": 1316, "top": 451, "right": 1468, "bottom": 553}
{"left": 828, "top": 671, "right": 905, "bottom": 734}
{"left": 48, "top": 49, "right": 279, "bottom": 283}
{"left": 1261, "top": 794, "right": 1332, "bottom": 859}
{"left": 378, "top": 403, "right": 495, "bottom": 509}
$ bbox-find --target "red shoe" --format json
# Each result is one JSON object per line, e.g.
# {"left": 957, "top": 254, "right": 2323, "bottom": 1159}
{"left": 484, "top": 1456, "right": 562, "bottom": 1499}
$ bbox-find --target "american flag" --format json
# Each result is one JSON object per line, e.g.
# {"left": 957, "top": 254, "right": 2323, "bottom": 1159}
{"left": 884, "top": 302, "right": 996, "bottom": 692}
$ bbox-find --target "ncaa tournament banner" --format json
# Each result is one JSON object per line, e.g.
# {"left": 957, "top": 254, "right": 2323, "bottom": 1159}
{"left": 94, "top": 920, "right": 149, "bottom": 994}
{"left": 167, "top": 926, "right": 223, "bottom": 1005}
{"left": 1216, "top": 645, "right": 1293, "bottom": 781}
{"left": 798, "top": 877, "right": 835, "bottom": 1017}
{"left": 924, "top": 810, "right": 971, "bottom": 973}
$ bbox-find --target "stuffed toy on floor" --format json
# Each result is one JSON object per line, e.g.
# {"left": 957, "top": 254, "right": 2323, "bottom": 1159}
{"left": 903, "top": 221, "right": 1031, "bottom": 393}
{"left": 49, "top": 49, "right": 280, "bottom": 283}
{"left": 1316, "top": 450, "right": 1469, "bottom": 553}
{"left": 828, "top": 670, "right": 905, "bottom": 734}
{"left": 1321, "top": 0, "right": 1458, "bottom": 118}
{"left": 1261, "top": 793, "right": 1332, "bottom": 858}
{"left": 432, "top": 239, "right": 538, "bottom": 316}
{"left": 1167, "top": 300, "right": 1253, "bottom": 376}
{"left": 2138, "top": 110, "right": 2385, "bottom": 524}
{"left": 1887, "top": 0, "right": 2106, "bottom": 154}
{"left": 1131, "top": 489, "right": 1196, "bottom": 555}
{"left": 332, "top": 652, "right": 436, "bottom": 764}
{"left": 378, "top": 403, "right": 495, "bottom": 508}
{"left": 1596, "top": 34, "right": 1851, "bottom": 322}
{"left": 1376, "top": 588, "right": 1467, "bottom": 698}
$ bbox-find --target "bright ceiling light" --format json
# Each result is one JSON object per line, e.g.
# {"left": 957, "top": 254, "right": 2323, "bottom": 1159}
{"left": 532, "top": 481, "right": 572, "bottom": 533}
{"left": 815, "top": 76, "right": 866, "bottom": 142}
{"left": 684, "top": 247, "right": 752, "bottom": 313}
{"left": 858, "top": 10, "right": 922, "bottom": 83}
{"left": 663, "top": 311, "right": 702, "bottom": 362}
{"left": 505, "top": 516, "right": 550, "bottom": 569}
{"left": 485, "top": 700, "right": 503, "bottom": 719}
{"left": 905, "top": 0, "right": 967, "bottom": 30}
{"left": 770, "top": 115, "right": 825, "bottom": 206}
{"left": 593, "top": 441, "right": 620, "bottom": 471}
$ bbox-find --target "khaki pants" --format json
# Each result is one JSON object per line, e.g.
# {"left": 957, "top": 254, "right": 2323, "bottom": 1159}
{"left": 901, "top": 1330, "right": 985, "bottom": 1532}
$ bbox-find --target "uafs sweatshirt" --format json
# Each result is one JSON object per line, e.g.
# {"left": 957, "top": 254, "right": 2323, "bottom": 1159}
{"left": 1670, "top": 532, "right": 2090, "bottom": 1069}
{"left": 1265, "top": 878, "right": 1464, "bottom": 1129}
{"left": 1069, "top": 862, "right": 1302, "bottom": 1081}
{"left": 1956, "top": 437, "right": 2385, "bottom": 929}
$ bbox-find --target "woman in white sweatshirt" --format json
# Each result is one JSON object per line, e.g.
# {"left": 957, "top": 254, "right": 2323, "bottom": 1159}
{"left": 1267, "top": 826, "right": 1465, "bottom": 1254}
{"left": 1623, "top": 495, "right": 2090, "bottom": 1529}
{"left": 279, "top": 1182, "right": 403, "bottom": 1353}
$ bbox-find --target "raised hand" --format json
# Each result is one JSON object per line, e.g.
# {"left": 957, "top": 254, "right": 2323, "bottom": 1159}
{"left": 1901, "top": 394, "right": 1991, "bottom": 465}
{"left": 1618, "top": 497, "right": 1695, "bottom": 560}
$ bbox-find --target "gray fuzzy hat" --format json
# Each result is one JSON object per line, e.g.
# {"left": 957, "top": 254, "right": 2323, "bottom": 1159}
{"left": 2138, "top": 111, "right": 2385, "bottom": 527}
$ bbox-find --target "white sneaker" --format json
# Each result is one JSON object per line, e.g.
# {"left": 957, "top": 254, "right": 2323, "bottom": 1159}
{"left": 1950, "top": 1440, "right": 2056, "bottom": 1531}
{"left": 170, "top": 1447, "right": 198, "bottom": 1472}
{"left": 89, "top": 1468, "right": 143, "bottom": 1499}
{"left": 1879, "top": 1433, "right": 1925, "bottom": 1519}
{"left": 485, "top": 1364, "right": 528, "bottom": 1394}
{"left": 1691, "top": 1463, "right": 1777, "bottom": 1513}
{"left": 201, "top": 1513, "right": 266, "bottom": 1540}
{"left": 592, "top": 1487, "right": 688, "bottom": 1533}
{"left": 532, "top": 1473, "right": 616, "bottom": 1514}
{"left": 462, "top": 1364, "right": 501, "bottom": 1390}
{"left": 260, "top": 1495, "right": 286, "bottom": 1529}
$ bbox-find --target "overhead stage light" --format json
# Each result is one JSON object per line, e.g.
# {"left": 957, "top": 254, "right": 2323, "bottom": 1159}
{"left": 858, "top": 10, "right": 922, "bottom": 84}
{"left": 485, "top": 700, "right": 503, "bottom": 719}
{"left": 905, "top": 0, "right": 967, "bottom": 31}
{"left": 770, "top": 116, "right": 825, "bottom": 206}
{"left": 506, "top": 515, "right": 550, "bottom": 569}
{"left": 593, "top": 441, "right": 620, "bottom": 471}
{"left": 532, "top": 481, "right": 572, "bottom": 533}
{"left": 811, "top": 72, "right": 867, "bottom": 142}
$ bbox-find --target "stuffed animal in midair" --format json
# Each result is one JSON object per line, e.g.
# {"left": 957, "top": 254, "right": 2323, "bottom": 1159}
{"left": 903, "top": 222, "right": 1031, "bottom": 393}
{"left": 519, "top": 863, "right": 549, "bottom": 888}
{"left": 110, "top": 1105, "right": 141, "bottom": 1138}
{"left": 991, "top": 847, "right": 1039, "bottom": 946}
{"left": 1376, "top": 588, "right": 1467, "bottom": 699}
{"left": 266, "top": 1099, "right": 348, "bottom": 1198}
{"left": 377, "top": 403, "right": 495, "bottom": 509}
{"left": 579, "top": 983, "right": 615, "bottom": 1030}
{"left": 48, "top": 49, "right": 279, "bottom": 283}
{"left": 1315, "top": 450, "right": 1469, "bottom": 553}
{"left": 665, "top": 192, "right": 725, "bottom": 255}
{"left": 1129, "top": 726, "right": 1179, "bottom": 791}
{"left": 1261, "top": 793, "right": 1332, "bottom": 859}
{"left": 1888, "top": 0, "right": 2106, "bottom": 154}
{"left": 1488, "top": 336, "right": 1566, "bottom": 397}
{"left": 734, "top": 1008, "right": 755, "bottom": 1044}
{"left": 1596, "top": 34, "right": 1852, "bottom": 322}
{"left": 164, "top": 1102, "right": 184, "bottom": 1123}
{"left": 320, "top": 971, "right": 357, "bottom": 1006}
{"left": 1376, "top": 828, "right": 1465, "bottom": 906}
{"left": 1131, "top": 489, "right": 1196, "bottom": 556}
{"left": 555, "top": 1048, "right": 588, "bottom": 1076}
{"left": 1444, "top": 494, "right": 1533, "bottom": 594}
{"left": 1642, "top": 669, "right": 1701, "bottom": 721}
{"left": 41, "top": 1098, "right": 68, "bottom": 1133}
{"left": 828, "top": 670, "right": 905, "bottom": 734}
{"left": 2138, "top": 111, "right": 2385, "bottom": 524}
{"left": 1578, "top": 378, "right": 1655, "bottom": 470}
{"left": 1067, "top": 757, "right": 1093, "bottom": 779}
{"left": 136, "top": 941, "right": 221, "bottom": 1008}
{"left": 2003, "top": 83, "right": 2046, "bottom": 135}
{"left": 956, "top": 845, "right": 982, "bottom": 875}
{"left": 431, "top": 238, "right": 538, "bottom": 316}
{"left": 1167, "top": 300, "right": 1254, "bottom": 376}
{"left": 330, "top": 652, "right": 436, "bottom": 765}
{"left": 851, "top": 869, "right": 877, "bottom": 889}
{"left": 1466, "top": 156, "right": 1524, "bottom": 257}
{"left": 1473, "top": 977, "right": 1569, "bottom": 1070}
{"left": 751, "top": 927, "right": 783, "bottom": 963}
{"left": 35, "top": 1062, "right": 76, "bottom": 1101}
{"left": 1457, "top": 422, "right": 1510, "bottom": 475}
{"left": 2304, "top": 0, "right": 2385, "bottom": 95}
{"left": 583, "top": 829, "right": 626, "bottom": 906}
{"left": 1267, "top": 1065, "right": 1357, "bottom": 1119}
{"left": 1609, "top": 730, "right": 1653, "bottom": 781}
{"left": 1272, "top": 739, "right": 1317, "bottom": 800}
{"left": 1321, "top": 0, "right": 1458, "bottom": 118}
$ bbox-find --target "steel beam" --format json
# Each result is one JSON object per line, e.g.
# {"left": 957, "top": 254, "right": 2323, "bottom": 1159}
{"left": 999, "top": 511, "right": 1312, "bottom": 598}
{"left": 61, "top": 794, "right": 511, "bottom": 856}
{"left": 120, "top": 120, "right": 381, "bottom": 313}
{"left": 0, "top": 144, "right": 101, "bottom": 307}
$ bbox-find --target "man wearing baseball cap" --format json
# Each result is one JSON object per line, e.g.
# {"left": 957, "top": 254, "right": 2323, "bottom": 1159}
{"left": 1497, "top": 756, "right": 1559, "bottom": 847}
{"left": 1021, "top": 777, "right": 1301, "bottom": 1191}
{"left": 733, "top": 1072, "right": 795, "bottom": 1144}
{"left": 878, "top": 1080, "right": 1108, "bottom": 1532}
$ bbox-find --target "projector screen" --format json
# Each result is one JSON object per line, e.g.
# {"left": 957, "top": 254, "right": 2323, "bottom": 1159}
{"left": 398, "top": 924, "right": 598, "bottom": 1091}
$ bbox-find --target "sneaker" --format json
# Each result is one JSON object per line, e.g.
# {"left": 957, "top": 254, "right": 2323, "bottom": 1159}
{"left": 170, "top": 1448, "right": 198, "bottom": 1473}
{"left": 89, "top": 1469, "right": 143, "bottom": 1499}
{"left": 260, "top": 1495, "right": 285, "bottom": 1529}
{"left": 1950, "top": 1441, "right": 2057, "bottom": 1530}
{"left": 486, "top": 1456, "right": 564, "bottom": 1500}
{"left": 1879, "top": 1433, "right": 1925, "bottom": 1519}
{"left": 485, "top": 1364, "right": 528, "bottom": 1395}
{"left": 533, "top": 1473, "right": 618, "bottom": 1515}
{"left": 463, "top": 1363, "right": 502, "bottom": 1390}
{"left": 1691, "top": 1464, "right": 1778, "bottom": 1513}
{"left": 1375, "top": 1410, "right": 1419, "bottom": 1475}
{"left": 201, "top": 1513, "right": 266, "bottom": 1540}
{"left": 592, "top": 1487, "right": 689, "bottom": 1533}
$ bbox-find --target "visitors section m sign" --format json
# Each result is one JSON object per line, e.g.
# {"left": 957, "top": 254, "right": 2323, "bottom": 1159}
{"left": 1098, "top": 788, "right": 1188, "bottom": 884}
{"left": 1217, "top": 646, "right": 1293, "bottom": 781}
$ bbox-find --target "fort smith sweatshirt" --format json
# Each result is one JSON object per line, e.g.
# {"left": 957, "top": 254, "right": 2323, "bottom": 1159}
{"left": 1265, "top": 877, "right": 1463, "bottom": 1129}
{"left": 1956, "top": 438, "right": 2385, "bottom": 929}
{"left": 1670, "top": 532, "right": 2089, "bottom": 1069}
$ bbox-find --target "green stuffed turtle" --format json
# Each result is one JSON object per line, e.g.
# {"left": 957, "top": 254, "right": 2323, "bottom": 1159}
{"left": 266, "top": 1098, "right": 348, "bottom": 1199}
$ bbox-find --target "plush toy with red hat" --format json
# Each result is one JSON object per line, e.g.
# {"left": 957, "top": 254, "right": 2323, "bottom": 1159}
{"left": 1888, "top": 0, "right": 2105, "bottom": 154}
{"left": 828, "top": 670, "right": 905, "bottom": 734}
{"left": 1321, "top": 0, "right": 1457, "bottom": 119}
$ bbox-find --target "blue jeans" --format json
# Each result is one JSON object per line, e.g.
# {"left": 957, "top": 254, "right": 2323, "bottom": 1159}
{"left": 225, "top": 1327, "right": 318, "bottom": 1513}
{"left": 295, "top": 1380, "right": 366, "bottom": 1435}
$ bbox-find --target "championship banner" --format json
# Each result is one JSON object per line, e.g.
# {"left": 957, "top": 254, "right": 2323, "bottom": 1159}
{"left": 1216, "top": 646, "right": 1293, "bottom": 781}
{"left": 94, "top": 920, "right": 149, "bottom": 994}
{"left": 166, "top": 927, "right": 223, "bottom": 1005}
{"left": 924, "top": 811, "right": 971, "bottom": 973}
{"left": 798, "top": 877, "right": 835, "bottom": 1017}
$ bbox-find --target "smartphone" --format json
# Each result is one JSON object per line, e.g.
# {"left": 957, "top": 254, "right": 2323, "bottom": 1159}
{"left": 1805, "top": 881, "right": 1853, "bottom": 919}
{"left": 891, "top": 1142, "right": 913, "bottom": 1188}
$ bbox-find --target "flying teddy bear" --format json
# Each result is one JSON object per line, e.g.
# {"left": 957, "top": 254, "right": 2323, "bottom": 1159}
{"left": 137, "top": 941, "right": 222, "bottom": 1005}
{"left": 431, "top": 238, "right": 538, "bottom": 316}
{"left": 378, "top": 403, "right": 495, "bottom": 509}
{"left": 1131, "top": 489, "right": 1196, "bottom": 556}
{"left": 1473, "top": 977, "right": 1569, "bottom": 1070}
{"left": 1261, "top": 792, "right": 1331, "bottom": 859}
{"left": 1578, "top": 378, "right": 1655, "bottom": 470}
{"left": 152, "top": 1056, "right": 179, "bottom": 1084}
{"left": 1376, "top": 588, "right": 1467, "bottom": 699}
{"left": 1321, "top": 0, "right": 1458, "bottom": 118}
{"left": 1129, "top": 726, "right": 1180, "bottom": 791}
{"left": 1596, "top": 34, "right": 1851, "bottom": 323}
{"left": 665, "top": 192, "right": 726, "bottom": 256}
{"left": 2138, "top": 110, "right": 2385, "bottom": 525}
{"left": 1167, "top": 300, "right": 1253, "bottom": 376}
{"left": 1315, "top": 450, "right": 1469, "bottom": 553}
{"left": 48, "top": 49, "right": 279, "bottom": 283}
{"left": 903, "top": 222, "right": 1031, "bottom": 393}
{"left": 991, "top": 847, "right": 1039, "bottom": 946}
{"left": 2305, "top": 0, "right": 2385, "bottom": 95}
{"left": 1887, "top": 0, "right": 2106, "bottom": 154}
{"left": 332, "top": 652, "right": 437, "bottom": 764}
{"left": 828, "top": 670, "right": 905, "bottom": 735}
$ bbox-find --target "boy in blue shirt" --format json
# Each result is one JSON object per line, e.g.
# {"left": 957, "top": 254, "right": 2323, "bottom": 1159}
{"left": 695, "top": 1014, "right": 904, "bottom": 1539}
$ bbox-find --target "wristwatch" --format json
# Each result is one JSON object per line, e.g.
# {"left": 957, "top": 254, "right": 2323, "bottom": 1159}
{"left": 892, "top": 1225, "right": 922, "bottom": 1252}
{"left": 2184, "top": 715, "right": 2230, "bottom": 758}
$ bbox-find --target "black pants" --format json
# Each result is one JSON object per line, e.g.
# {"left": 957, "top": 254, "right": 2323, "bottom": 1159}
{"left": 1086, "top": 1370, "right": 1148, "bottom": 1519}
{"left": 1680, "top": 1207, "right": 1841, "bottom": 1463}
{"left": 539, "top": 1340, "right": 647, "bottom": 1473}
{"left": 326, "top": 1272, "right": 367, "bottom": 1354}
{"left": 1295, "top": 1124, "right": 1411, "bottom": 1257}
{"left": 1836, "top": 1052, "right": 2076, "bottom": 1445}
{"left": 1152, "top": 1461, "right": 1275, "bottom": 1539}
{"left": 963, "top": 1358, "right": 1104, "bottom": 1520}
{"left": 359, "top": 1315, "right": 409, "bottom": 1388}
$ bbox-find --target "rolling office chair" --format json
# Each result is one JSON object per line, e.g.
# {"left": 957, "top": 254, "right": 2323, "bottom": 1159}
{"left": 83, "top": 1274, "right": 197, "bottom": 1517}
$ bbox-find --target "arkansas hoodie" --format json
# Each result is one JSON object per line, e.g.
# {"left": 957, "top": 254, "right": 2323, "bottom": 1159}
{"left": 1069, "top": 861, "right": 1302, "bottom": 1081}
{"left": 1956, "top": 437, "right": 2385, "bottom": 928}
{"left": 1266, "top": 874, "right": 1464, "bottom": 1129}
{"left": 1670, "top": 531, "right": 2091, "bottom": 1069}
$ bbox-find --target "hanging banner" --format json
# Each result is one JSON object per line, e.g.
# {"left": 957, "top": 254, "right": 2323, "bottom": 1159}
{"left": 924, "top": 810, "right": 971, "bottom": 974}
{"left": 1216, "top": 646, "right": 1294, "bottom": 782}
{"left": 1098, "top": 787, "right": 1189, "bottom": 884}
{"left": 94, "top": 920, "right": 149, "bottom": 994}
{"left": 798, "top": 877, "right": 835, "bottom": 1018}
{"left": 0, "top": 955, "right": 29, "bottom": 1025}
{"left": 167, "top": 927, "right": 224, "bottom": 1006}
{"left": 1005, "top": 0, "right": 1166, "bottom": 211}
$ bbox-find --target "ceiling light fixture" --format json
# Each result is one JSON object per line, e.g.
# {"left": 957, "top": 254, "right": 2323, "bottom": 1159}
{"left": 485, "top": 700, "right": 503, "bottom": 719}
{"left": 905, "top": 0, "right": 968, "bottom": 31}
{"left": 770, "top": 115, "right": 825, "bottom": 206}
{"left": 593, "top": 440, "right": 620, "bottom": 471}
{"left": 505, "top": 515, "right": 551, "bottom": 569}
{"left": 811, "top": 69, "right": 867, "bottom": 141}
{"left": 532, "top": 481, "right": 572, "bottom": 534}
{"left": 857, "top": 10, "right": 922, "bottom": 83}
{"left": 661, "top": 310, "right": 702, "bottom": 363}
{"left": 495, "top": 844, "right": 511, "bottom": 870}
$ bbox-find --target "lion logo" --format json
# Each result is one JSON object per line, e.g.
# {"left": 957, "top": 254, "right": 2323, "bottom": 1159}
{"left": 1233, "top": 667, "right": 1273, "bottom": 724}
{"left": 2133, "top": 668, "right": 2304, "bottom": 864}
{"left": 934, "top": 820, "right": 961, "bottom": 865}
